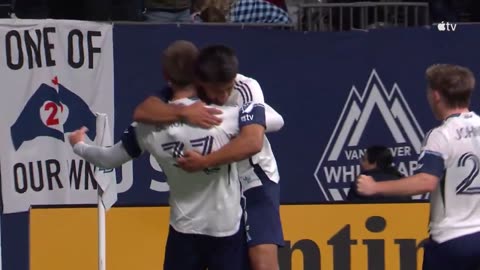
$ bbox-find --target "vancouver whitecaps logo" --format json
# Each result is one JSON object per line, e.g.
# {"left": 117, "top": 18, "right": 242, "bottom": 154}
{"left": 313, "top": 69, "right": 427, "bottom": 201}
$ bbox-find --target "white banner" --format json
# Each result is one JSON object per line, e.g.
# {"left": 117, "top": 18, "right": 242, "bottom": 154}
{"left": 0, "top": 19, "right": 114, "bottom": 213}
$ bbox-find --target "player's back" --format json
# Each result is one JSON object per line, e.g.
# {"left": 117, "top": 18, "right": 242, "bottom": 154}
{"left": 135, "top": 102, "right": 243, "bottom": 237}
{"left": 430, "top": 111, "right": 480, "bottom": 242}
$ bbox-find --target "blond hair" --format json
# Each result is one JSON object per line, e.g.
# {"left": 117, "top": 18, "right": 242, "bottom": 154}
{"left": 162, "top": 40, "right": 198, "bottom": 87}
{"left": 426, "top": 64, "right": 475, "bottom": 108}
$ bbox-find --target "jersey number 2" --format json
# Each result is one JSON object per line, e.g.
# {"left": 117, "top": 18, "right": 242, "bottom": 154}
{"left": 456, "top": 152, "right": 480, "bottom": 194}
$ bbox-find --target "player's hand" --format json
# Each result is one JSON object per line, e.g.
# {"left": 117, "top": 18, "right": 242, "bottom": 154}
{"left": 180, "top": 101, "right": 222, "bottom": 129}
{"left": 177, "top": 150, "right": 207, "bottom": 172}
{"left": 356, "top": 174, "right": 378, "bottom": 196}
{"left": 68, "top": 126, "right": 88, "bottom": 146}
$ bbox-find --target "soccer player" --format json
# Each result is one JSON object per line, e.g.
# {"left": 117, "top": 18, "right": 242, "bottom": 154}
{"left": 71, "top": 99, "right": 282, "bottom": 270}
{"left": 70, "top": 40, "right": 284, "bottom": 270}
{"left": 70, "top": 98, "right": 283, "bottom": 270}
{"left": 357, "top": 64, "right": 480, "bottom": 270}
{"left": 134, "top": 45, "right": 284, "bottom": 270}
{"left": 140, "top": 41, "right": 223, "bottom": 129}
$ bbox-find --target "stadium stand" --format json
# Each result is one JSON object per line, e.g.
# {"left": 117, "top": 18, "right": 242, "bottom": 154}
{"left": 4, "top": 0, "right": 480, "bottom": 30}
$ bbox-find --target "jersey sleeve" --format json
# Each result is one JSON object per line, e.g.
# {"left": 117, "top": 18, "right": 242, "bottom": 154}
{"left": 73, "top": 141, "right": 132, "bottom": 169}
{"left": 238, "top": 102, "right": 266, "bottom": 129}
{"left": 120, "top": 123, "right": 144, "bottom": 158}
{"left": 264, "top": 103, "right": 284, "bottom": 133}
{"left": 236, "top": 78, "right": 265, "bottom": 104}
{"left": 416, "top": 128, "right": 448, "bottom": 178}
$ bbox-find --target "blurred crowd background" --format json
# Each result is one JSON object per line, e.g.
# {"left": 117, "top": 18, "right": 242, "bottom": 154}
{"left": 1, "top": 0, "right": 478, "bottom": 31}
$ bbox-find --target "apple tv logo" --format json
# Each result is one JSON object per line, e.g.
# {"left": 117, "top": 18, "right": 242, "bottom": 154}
{"left": 437, "top": 21, "right": 457, "bottom": 31}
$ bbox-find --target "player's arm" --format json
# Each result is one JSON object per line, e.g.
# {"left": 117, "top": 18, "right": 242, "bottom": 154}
{"left": 178, "top": 103, "right": 267, "bottom": 171}
{"left": 359, "top": 173, "right": 439, "bottom": 197}
{"left": 234, "top": 79, "right": 285, "bottom": 133}
{"left": 195, "top": 79, "right": 270, "bottom": 163}
{"left": 133, "top": 96, "right": 184, "bottom": 124}
{"left": 264, "top": 103, "right": 284, "bottom": 132}
{"left": 240, "top": 77, "right": 265, "bottom": 103}
{"left": 69, "top": 124, "right": 145, "bottom": 169}
{"left": 202, "top": 124, "right": 265, "bottom": 168}
{"left": 197, "top": 78, "right": 270, "bottom": 164}
{"left": 72, "top": 141, "right": 132, "bottom": 169}
{"left": 357, "top": 129, "right": 447, "bottom": 196}
{"left": 133, "top": 96, "right": 222, "bottom": 128}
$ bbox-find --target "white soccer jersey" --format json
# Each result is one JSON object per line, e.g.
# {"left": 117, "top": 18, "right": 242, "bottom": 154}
{"left": 227, "top": 73, "right": 280, "bottom": 191}
{"left": 121, "top": 98, "right": 282, "bottom": 237}
{"left": 417, "top": 111, "right": 480, "bottom": 243}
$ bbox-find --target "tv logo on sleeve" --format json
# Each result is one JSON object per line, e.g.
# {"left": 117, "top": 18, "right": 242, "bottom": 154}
{"left": 10, "top": 76, "right": 97, "bottom": 150}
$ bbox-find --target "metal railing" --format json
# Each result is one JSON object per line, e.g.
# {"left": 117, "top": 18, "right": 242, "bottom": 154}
{"left": 298, "top": 2, "right": 430, "bottom": 32}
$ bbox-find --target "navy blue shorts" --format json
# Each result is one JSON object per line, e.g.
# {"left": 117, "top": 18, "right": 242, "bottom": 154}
{"left": 164, "top": 225, "right": 250, "bottom": 270}
{"left": 423, "top": 231, "right": 480, "bottom": 270}
{"left": 243, "top": 179, "right": 284, "bottom": 247}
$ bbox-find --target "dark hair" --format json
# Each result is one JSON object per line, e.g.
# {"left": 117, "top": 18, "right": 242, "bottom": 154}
{"left": 195, "top": 45, "right": 238, "bottom": 83}
{"left": 426, "top": 64, "right": 475, "bottom": 108}
{"left": 162, "top": 40, "right": 198, "bottom": 87}
{"left": 365, "top": 145, "right": 403, "bottom": 177}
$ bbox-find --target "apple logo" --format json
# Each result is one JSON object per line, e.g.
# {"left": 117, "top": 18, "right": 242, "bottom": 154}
{"left": 437, "top": 21, "right": 446, "bottom": 31}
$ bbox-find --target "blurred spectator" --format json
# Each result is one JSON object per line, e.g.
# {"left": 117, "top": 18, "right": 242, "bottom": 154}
{"left": 0, "top": 0, "right": 11, "bottom": 18}
{"left": 199, "top": 7, "right": 226, "bottom": 22}
{"left": 191, "top": 0, "right": 227, "bottom": 22}
{"left": 13, "top": 0, "right": 49, "bottom": 18}
{"left": 428, "top": 0, "right": 458, "bottom": 22}
{"left": 192, "top": 6, "right": 226, "bottom": 22}
{"left": 471, "top": 1, "right": 480, "bottom": 22}
{"left": 265, "top": 0, "right": 287, "bottom": 11}
{"left": 428, "top": 0, "right": 480, "bottom": 22}
{"left": 423, "top": 0, "right": 480, "bottom": 22}
{"left": 144, "top": 0, "right": 192, "bottom": 22}
{"left": 195, "top": 0, "right": 232, "bottom": 16}
{"left": 14, "top": 0, "right": 110, "bottom": 20}
{"left": 347, "top": 145, "right": 412, "bottom": 203}
{"left": 111, "top": 0, "right": 144, "bottom": 21}
{"left": 229, "top": 0, "right": 291, "bottom": 24}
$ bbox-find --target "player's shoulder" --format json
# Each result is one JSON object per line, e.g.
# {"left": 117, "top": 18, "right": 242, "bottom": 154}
{"left": 421, "top": 121, "right": 455, "bottom": 152}
{"left": 447, "top": 111, "right": 480, "bottom": 124}
{"left": 229, "top": 74, "right": 265, "bottom": 105}
{"left": 209, "top": 105, "right": 239, "bottom": 124}
{"left": 235, "top": 73, "right": 257, "bottom": 83}
{"left": 208, "top": 104, "right": 238, "bottom": 113}
{"left": 169, "top": 97, "right": 199, "bottom": 106}
{"left": 434, "top": 112, "right": 477, "bottom": 135}
{"left": 234, "top": 74, "right": 262, "bottom": 91}
{"left": 424, "top": 125, "right": 447, "bottom": 143}
{"left": 130, "top": 121, "right": 160, "bottom": 135}
{"left": 240, "top": 101, "right": 265, "bottom": 113}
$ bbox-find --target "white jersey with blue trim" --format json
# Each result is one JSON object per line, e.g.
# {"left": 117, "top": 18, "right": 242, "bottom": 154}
{"left": 227, "top": 73, "right": 280, "bottom": 190}
{"left": 417, "top": 111, "right": 480, "bottom": 243}
{"left": 121, "top": 98, "right": 271, "bottom": 237}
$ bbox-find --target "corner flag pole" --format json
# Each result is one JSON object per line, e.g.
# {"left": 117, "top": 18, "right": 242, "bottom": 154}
{"left": 94, "top": 112, "right": 116, "bottom": 270}
{"left": 98, "top": 188, "right": 106, "bottom": 270}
